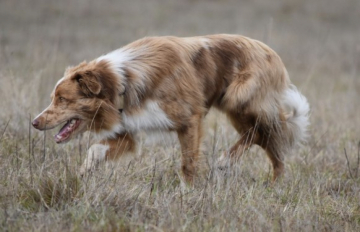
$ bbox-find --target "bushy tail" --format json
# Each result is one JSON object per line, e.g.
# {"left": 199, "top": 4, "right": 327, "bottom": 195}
{"left": 282, "top": 85, "right": 310, "bottom": 148}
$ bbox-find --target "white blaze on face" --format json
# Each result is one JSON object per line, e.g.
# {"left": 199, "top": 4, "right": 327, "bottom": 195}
{"left": 55, "top": 77, "right": 65, "bottom": 89}
{"left": 34, "top": 102, "right": 53, "bottom": 121}
{"left": 34, "top": 77, "right": 65, "bottom": 121}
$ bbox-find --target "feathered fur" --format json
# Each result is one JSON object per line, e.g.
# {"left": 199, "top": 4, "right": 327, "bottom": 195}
{"left": 32, "top": 34, "right": 310, "bottom": 182}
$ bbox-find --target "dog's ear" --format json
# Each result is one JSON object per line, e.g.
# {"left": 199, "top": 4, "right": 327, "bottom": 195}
{"left": 73, "top": 71, "right": 101, "bottom": 96}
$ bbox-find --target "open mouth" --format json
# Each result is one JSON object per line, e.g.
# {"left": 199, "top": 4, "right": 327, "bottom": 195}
{"left": 54, "top": 118, "right": 81, "bottom": 143}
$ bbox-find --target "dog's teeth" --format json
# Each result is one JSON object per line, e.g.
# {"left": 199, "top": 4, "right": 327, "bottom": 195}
{"left": 56, "top": 135, "right": 62, "bottom": 140}
{"left": 69, "top": 119, "right": 76, "bottom": 127}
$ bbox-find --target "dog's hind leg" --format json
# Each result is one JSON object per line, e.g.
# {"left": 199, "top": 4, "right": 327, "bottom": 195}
{"left": 219, "top": 111, "right": 286, "bottom": 181}
{"left": 258, "top": 120, "right": 286, "bottom": 182}
{"left": 218, "top": 112, "right": 261, "bottom": 168}
{"left": 79, "top": 133, "right": 135, "bottom": 176}
{"left": 263, "top": 144, "right": 284, "bottom": 181}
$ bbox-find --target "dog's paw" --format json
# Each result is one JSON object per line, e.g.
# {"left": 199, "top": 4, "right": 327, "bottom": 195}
{"left": 79, "top": 158, "right": 99, "bottom": 178}
{"left": 79, "top": 168, "right": 87, "bottom": 178}
{"left": 216, "top": 153, "right": 231, "bottom": 171}
{"left": 79, "top": 144, "right": 109, "bottom": 178}
{"left": 79, "top": 166, "right": 88, "bottom": 178}
{"left": 79, "top": 163, "right": 90, "bottom": 178}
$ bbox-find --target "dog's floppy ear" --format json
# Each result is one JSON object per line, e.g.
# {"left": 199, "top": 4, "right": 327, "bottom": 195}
{"left": 74, "top": 71, "right": 101, "bottom": 96}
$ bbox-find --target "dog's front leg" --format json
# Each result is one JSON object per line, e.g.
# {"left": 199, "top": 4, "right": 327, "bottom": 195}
{"left": 79, "top": 133, "right": 135, "bottom": 176}
{"left": 177, "top": 115, "right": 203, "bottom": 184}
{"left": 79, "top": 143, "right": 109, "bottom": 176}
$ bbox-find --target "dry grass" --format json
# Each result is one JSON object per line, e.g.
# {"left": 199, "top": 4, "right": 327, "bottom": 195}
{"left": 1, "top": 0, "right": 360, "bottom": 231}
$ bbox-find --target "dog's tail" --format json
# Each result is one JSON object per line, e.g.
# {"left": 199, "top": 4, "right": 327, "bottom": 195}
{"left": 282, "top": 85, "right": 310, "bottom": 148}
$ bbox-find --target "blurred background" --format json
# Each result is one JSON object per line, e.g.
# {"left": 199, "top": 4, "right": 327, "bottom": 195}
{"left": 0, "top": 0, "right": 357, "bottom": 156}
{"left": 0, "top": 0, "right": 359, "bottom": 124}
{"left": 0, "top": 1, "right": 360, "bottom": 230}
{"left": 0, "top": 0, "right": 359, "bottom": 153}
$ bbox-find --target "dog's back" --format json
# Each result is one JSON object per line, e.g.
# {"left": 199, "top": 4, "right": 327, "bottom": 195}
{"left": 33, "top": 34, "right": 309, "bottom": 182}
{"left": 99, "top": 34, "right": 310, "bottom": 181}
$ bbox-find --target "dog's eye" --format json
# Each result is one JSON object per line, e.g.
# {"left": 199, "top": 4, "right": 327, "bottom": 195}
{"left": 59, "top": 97, "right": 65, "bottom": 102}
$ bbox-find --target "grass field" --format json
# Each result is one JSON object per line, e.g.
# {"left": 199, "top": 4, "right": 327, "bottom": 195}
{"left": 1, "top": 0, "right": 360, "bottom": 231}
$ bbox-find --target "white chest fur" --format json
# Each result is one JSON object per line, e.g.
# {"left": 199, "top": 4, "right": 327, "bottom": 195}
{"left": 122, "top": 100, "right": 173, "bottom": 132}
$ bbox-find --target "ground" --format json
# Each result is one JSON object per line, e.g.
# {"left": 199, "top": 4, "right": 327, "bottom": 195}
{"left": 0, "top": 0, "right": 360, "bottom": 231}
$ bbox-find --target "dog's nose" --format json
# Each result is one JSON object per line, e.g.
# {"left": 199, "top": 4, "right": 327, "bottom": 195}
{"left": 32, "top": 119, "right": 40, "bottom": 128}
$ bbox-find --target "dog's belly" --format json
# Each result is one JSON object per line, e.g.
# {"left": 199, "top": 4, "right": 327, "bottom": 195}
{"left": 122, "top": 100, "right": 174, "bottom": 132}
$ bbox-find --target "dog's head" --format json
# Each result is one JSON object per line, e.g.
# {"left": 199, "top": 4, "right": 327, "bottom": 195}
{"left": 32, "top": 60, "right": 124, "bottom": 143}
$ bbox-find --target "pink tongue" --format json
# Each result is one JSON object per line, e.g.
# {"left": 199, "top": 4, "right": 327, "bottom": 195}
{"left": 54, "top": 119, "right": 81, "bottom": 143}
{"left": 55, "top": 121, "right": 72, "bottom": 142}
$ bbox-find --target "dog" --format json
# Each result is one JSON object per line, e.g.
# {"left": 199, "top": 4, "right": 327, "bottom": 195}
{"left": 32, "top": 34, "right": 309, "bottom": 183}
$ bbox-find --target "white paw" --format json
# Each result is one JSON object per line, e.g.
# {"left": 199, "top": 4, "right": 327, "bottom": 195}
{"left": 79, "top": 144, "right": 109, "bottom": 177}
{"left": 217, "top": 152, "right": 231, "bottom": 170}
{"left": 79, "top": 157, "right": 97, "bottom": 177}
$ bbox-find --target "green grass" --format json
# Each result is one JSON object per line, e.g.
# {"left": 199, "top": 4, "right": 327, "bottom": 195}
{"left": 1, "top": 0, "right": 360, "bottom": 231}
